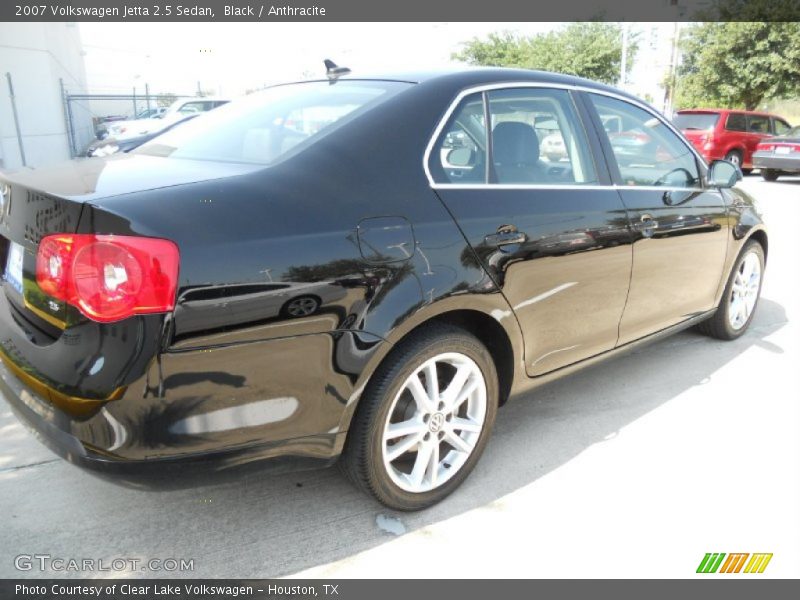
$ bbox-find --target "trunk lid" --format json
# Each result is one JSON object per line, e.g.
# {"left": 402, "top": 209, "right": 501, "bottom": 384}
{"left": 0, "top": 155, "right": 261, "bottom": 332}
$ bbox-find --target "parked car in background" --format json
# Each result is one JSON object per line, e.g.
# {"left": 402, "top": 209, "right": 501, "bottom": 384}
{"left": 752, "top": 125, "right": 800, "bottom": 181}
{"left": 0, "top": 68, "right": 766, "bottom": 511}
{"left": 86, "top": 114, "right": 199, "bottom": 157}
{"left": 105, "top": 97, "right": 229, "bottom": 141}
{"left": 94, "top": 115, "right": 130, "bottom": 140}
{"left": 135, "top": 107, "right": 167, "bottom": 119}
{"left": 674, "top": 108, "right": 791, "bottom": 172}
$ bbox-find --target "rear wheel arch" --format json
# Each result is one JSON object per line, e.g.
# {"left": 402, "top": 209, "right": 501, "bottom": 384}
{"left": 337, "top": 303, "right": 522, "bottom": 439}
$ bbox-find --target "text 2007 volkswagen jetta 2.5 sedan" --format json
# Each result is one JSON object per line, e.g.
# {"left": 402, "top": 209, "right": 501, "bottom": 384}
{"left": 0, "top": 68, "right": 767, "bottom": 510}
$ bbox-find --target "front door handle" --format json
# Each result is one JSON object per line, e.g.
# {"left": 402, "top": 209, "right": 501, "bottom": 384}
{"left": 485, "top": 227, "right": 527, "bottom": 247}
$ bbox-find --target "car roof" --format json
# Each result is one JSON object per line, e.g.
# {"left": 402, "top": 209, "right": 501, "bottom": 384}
{"left": 292, "top": 66, "right": 648, "bottom": 106}
{"left": 678, "top": 108, "right": 781, "bottom": 118}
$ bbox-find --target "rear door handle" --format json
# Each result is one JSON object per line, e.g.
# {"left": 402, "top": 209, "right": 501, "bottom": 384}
{"left": 631, "top": 214, "right": 659, "bottom": 233}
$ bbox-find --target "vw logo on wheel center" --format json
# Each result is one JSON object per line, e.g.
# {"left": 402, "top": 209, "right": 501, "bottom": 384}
{"left": 429, "top": 412, "right": 445, "bottom": 432}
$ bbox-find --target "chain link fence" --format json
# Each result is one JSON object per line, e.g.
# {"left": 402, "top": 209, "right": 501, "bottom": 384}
{"left": 61, "top": 89, "right": 195, "bottom": 157}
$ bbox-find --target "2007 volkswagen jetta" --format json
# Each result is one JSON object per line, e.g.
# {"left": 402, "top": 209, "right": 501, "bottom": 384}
{"left": 0, "top": 67, "right": 766, "bottom": 510}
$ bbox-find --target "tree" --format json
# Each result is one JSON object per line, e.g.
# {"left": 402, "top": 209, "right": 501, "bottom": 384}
{"left": 157, "top": 93, "right": 177, "bottom": 107}
{"left": 675, "top": 22, "right": 800, "bottom": 110}
{"left": 453, "top": 23, "right": 635, "bottom": 85}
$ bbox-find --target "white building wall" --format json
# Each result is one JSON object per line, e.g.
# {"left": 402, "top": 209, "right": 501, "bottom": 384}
{"left": 0, "top": 23, "right": 92, "bottom": 171}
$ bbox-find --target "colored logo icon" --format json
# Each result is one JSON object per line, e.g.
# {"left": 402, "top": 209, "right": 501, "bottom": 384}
{"left": 697, "top": 553, "right": 773, "bottom": 574}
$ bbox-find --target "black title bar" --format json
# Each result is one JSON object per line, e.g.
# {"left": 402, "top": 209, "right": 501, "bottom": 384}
{"left": 3, "top": 0, "right": 800, "bottom": 22}
{"left": 3, "top": 579, "right": 800, "bottom": 600}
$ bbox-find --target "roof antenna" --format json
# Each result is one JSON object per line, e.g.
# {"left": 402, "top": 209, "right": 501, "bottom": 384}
{"left": 324, "top": 59, "right": 351, "bottom": 80}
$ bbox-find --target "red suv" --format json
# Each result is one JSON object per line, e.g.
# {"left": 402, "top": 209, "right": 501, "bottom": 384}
{"left": 674, "top": 109, "right": 792, "bottom": 172}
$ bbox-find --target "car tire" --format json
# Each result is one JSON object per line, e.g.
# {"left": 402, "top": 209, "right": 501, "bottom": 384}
{"left": 724, "top": 150, "right": 743, "bottom": 169}
{"left": 340, "top": 322, "right": 499, "bottom": 511}
{"left": 698, "top": 239, "right": 765, "bottom": 341}
{"left": 761, "top": 169, "right": 780, "bottom": 182}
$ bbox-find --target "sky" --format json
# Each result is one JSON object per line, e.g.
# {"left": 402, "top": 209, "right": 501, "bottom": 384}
{"left": 80, "top": 23, "right": 558, "bottom": 96}
{"left": 78, "top": 22, "right": 678, "bottom": 109}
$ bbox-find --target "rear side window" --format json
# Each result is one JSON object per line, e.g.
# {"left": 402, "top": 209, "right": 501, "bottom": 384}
{"left": 136, "top": 81, "right": 411, "bottom": 165}
{"left": 589, "top": 93, "right": 701, "bottom": 188}
{"left": 177, "top": 102, "right": 209, "bottom": 115}
{"left": 725, "top": 113, "right": 746, "bottom": 131}
{"left": 429, "top": 88, "right": 597, "bottom": 185}
{"left": 673, "top": 113, "right": 719, "bottom": 131}
{"left": 747, "top": 115, "right": 770, "bottom": 133}
{"left": 429, "top": 93, "right": 487, "bottom": 184}
{"left": 486, "top": 88, "right": 596, "bottom": 185}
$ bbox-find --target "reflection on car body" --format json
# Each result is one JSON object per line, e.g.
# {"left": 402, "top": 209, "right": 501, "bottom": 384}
{"left": 174, "top": 280, "right": 349, "bottom": 336}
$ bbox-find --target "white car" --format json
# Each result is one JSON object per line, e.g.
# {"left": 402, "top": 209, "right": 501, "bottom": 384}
{"left": 106, "top": 98, "right": 229, "bottom": 141}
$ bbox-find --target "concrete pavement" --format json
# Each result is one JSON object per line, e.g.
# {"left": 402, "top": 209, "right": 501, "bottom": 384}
{"left": 1, "top": 176, "right": 797, "bottom": 579}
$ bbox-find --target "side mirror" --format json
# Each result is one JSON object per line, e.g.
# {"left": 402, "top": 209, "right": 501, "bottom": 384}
{"left": 708, "top": 159, "right": 742, "bottom": 188}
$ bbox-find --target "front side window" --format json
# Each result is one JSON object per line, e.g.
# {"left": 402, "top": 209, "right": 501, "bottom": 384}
{"left": 589, "top": 94, "right": 701, "bottom": 188}
{"left": 774, "top": 119, "right": 791, "bottom": 135}
{"left": 135, "top": 81, "right": 411, "bottom": 165}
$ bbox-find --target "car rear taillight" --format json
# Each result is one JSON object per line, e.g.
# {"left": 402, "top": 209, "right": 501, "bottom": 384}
{"left": 757, "top": 142, "right": 774, "bottom": 152}
{"left": 36, "top": 234, "right": 179, "bottom": 323}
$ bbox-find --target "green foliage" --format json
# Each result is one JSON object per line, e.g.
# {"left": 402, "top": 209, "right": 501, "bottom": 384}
{"left": 704, "top": 0, "right": 800, "bottom": 21}
{"left": 453, "top": 23, "right": 635, "bottom": 85}
{"left": 675, "top": 22, "right": 800, "bottom": 110}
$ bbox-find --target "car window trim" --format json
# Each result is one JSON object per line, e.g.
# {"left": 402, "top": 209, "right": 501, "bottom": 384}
{"left": 424, "top": 81, "right": 708, "bottom": 190}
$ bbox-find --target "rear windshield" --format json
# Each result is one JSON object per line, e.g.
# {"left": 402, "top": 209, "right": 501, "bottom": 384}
{"left": 134, "top": 80, "right": 411, "bottom": 165}
{"left": 673, "top": 113, "right": 720, "bottom": 131}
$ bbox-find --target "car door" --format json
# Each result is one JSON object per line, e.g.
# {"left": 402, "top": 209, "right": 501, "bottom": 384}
{"left": 744, "top": 114, "right": 772, "bottom": 165}
{"left": 428, "top": 85, "right": 633, "bottom": 376}
{"left": 584, "top": 92, "right": 729, "bottom": 345}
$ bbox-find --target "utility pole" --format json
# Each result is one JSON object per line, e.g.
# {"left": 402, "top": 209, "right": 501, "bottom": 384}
{"left": 619, "top": 24, "right": 629, "bottom": 90}
{"left": 664, "top": 22, "right": 682, "bottom": 116}
{"left": 6, "top": 73, "right": 26, "bottom": 166}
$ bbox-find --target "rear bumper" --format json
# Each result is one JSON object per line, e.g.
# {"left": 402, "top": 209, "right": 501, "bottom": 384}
{"left": 0, "top": 346, "right": 345, "bottom": 489}
{"left": 0, "top": 357, "right": 90, "bottom": 462}
{"left": 752, "top": 153, "right": 800, "bottom": 172}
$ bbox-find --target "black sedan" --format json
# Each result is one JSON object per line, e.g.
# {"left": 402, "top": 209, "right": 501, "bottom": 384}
{"left": 753, "top": 126, "right": 800, "bottom": 181}
{"left": 0, "top": 67, "right": 767, "bottom": 510}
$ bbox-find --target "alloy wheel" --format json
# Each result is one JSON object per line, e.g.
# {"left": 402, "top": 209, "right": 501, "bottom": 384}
{"left": 381, "top": 352, "right": 487, "bottom": 493}
{"left": 286, "top": 296, "right": 318, "bottom": 317}
{"left": 728, "top": 252, "right": 761, "bottom": 330}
